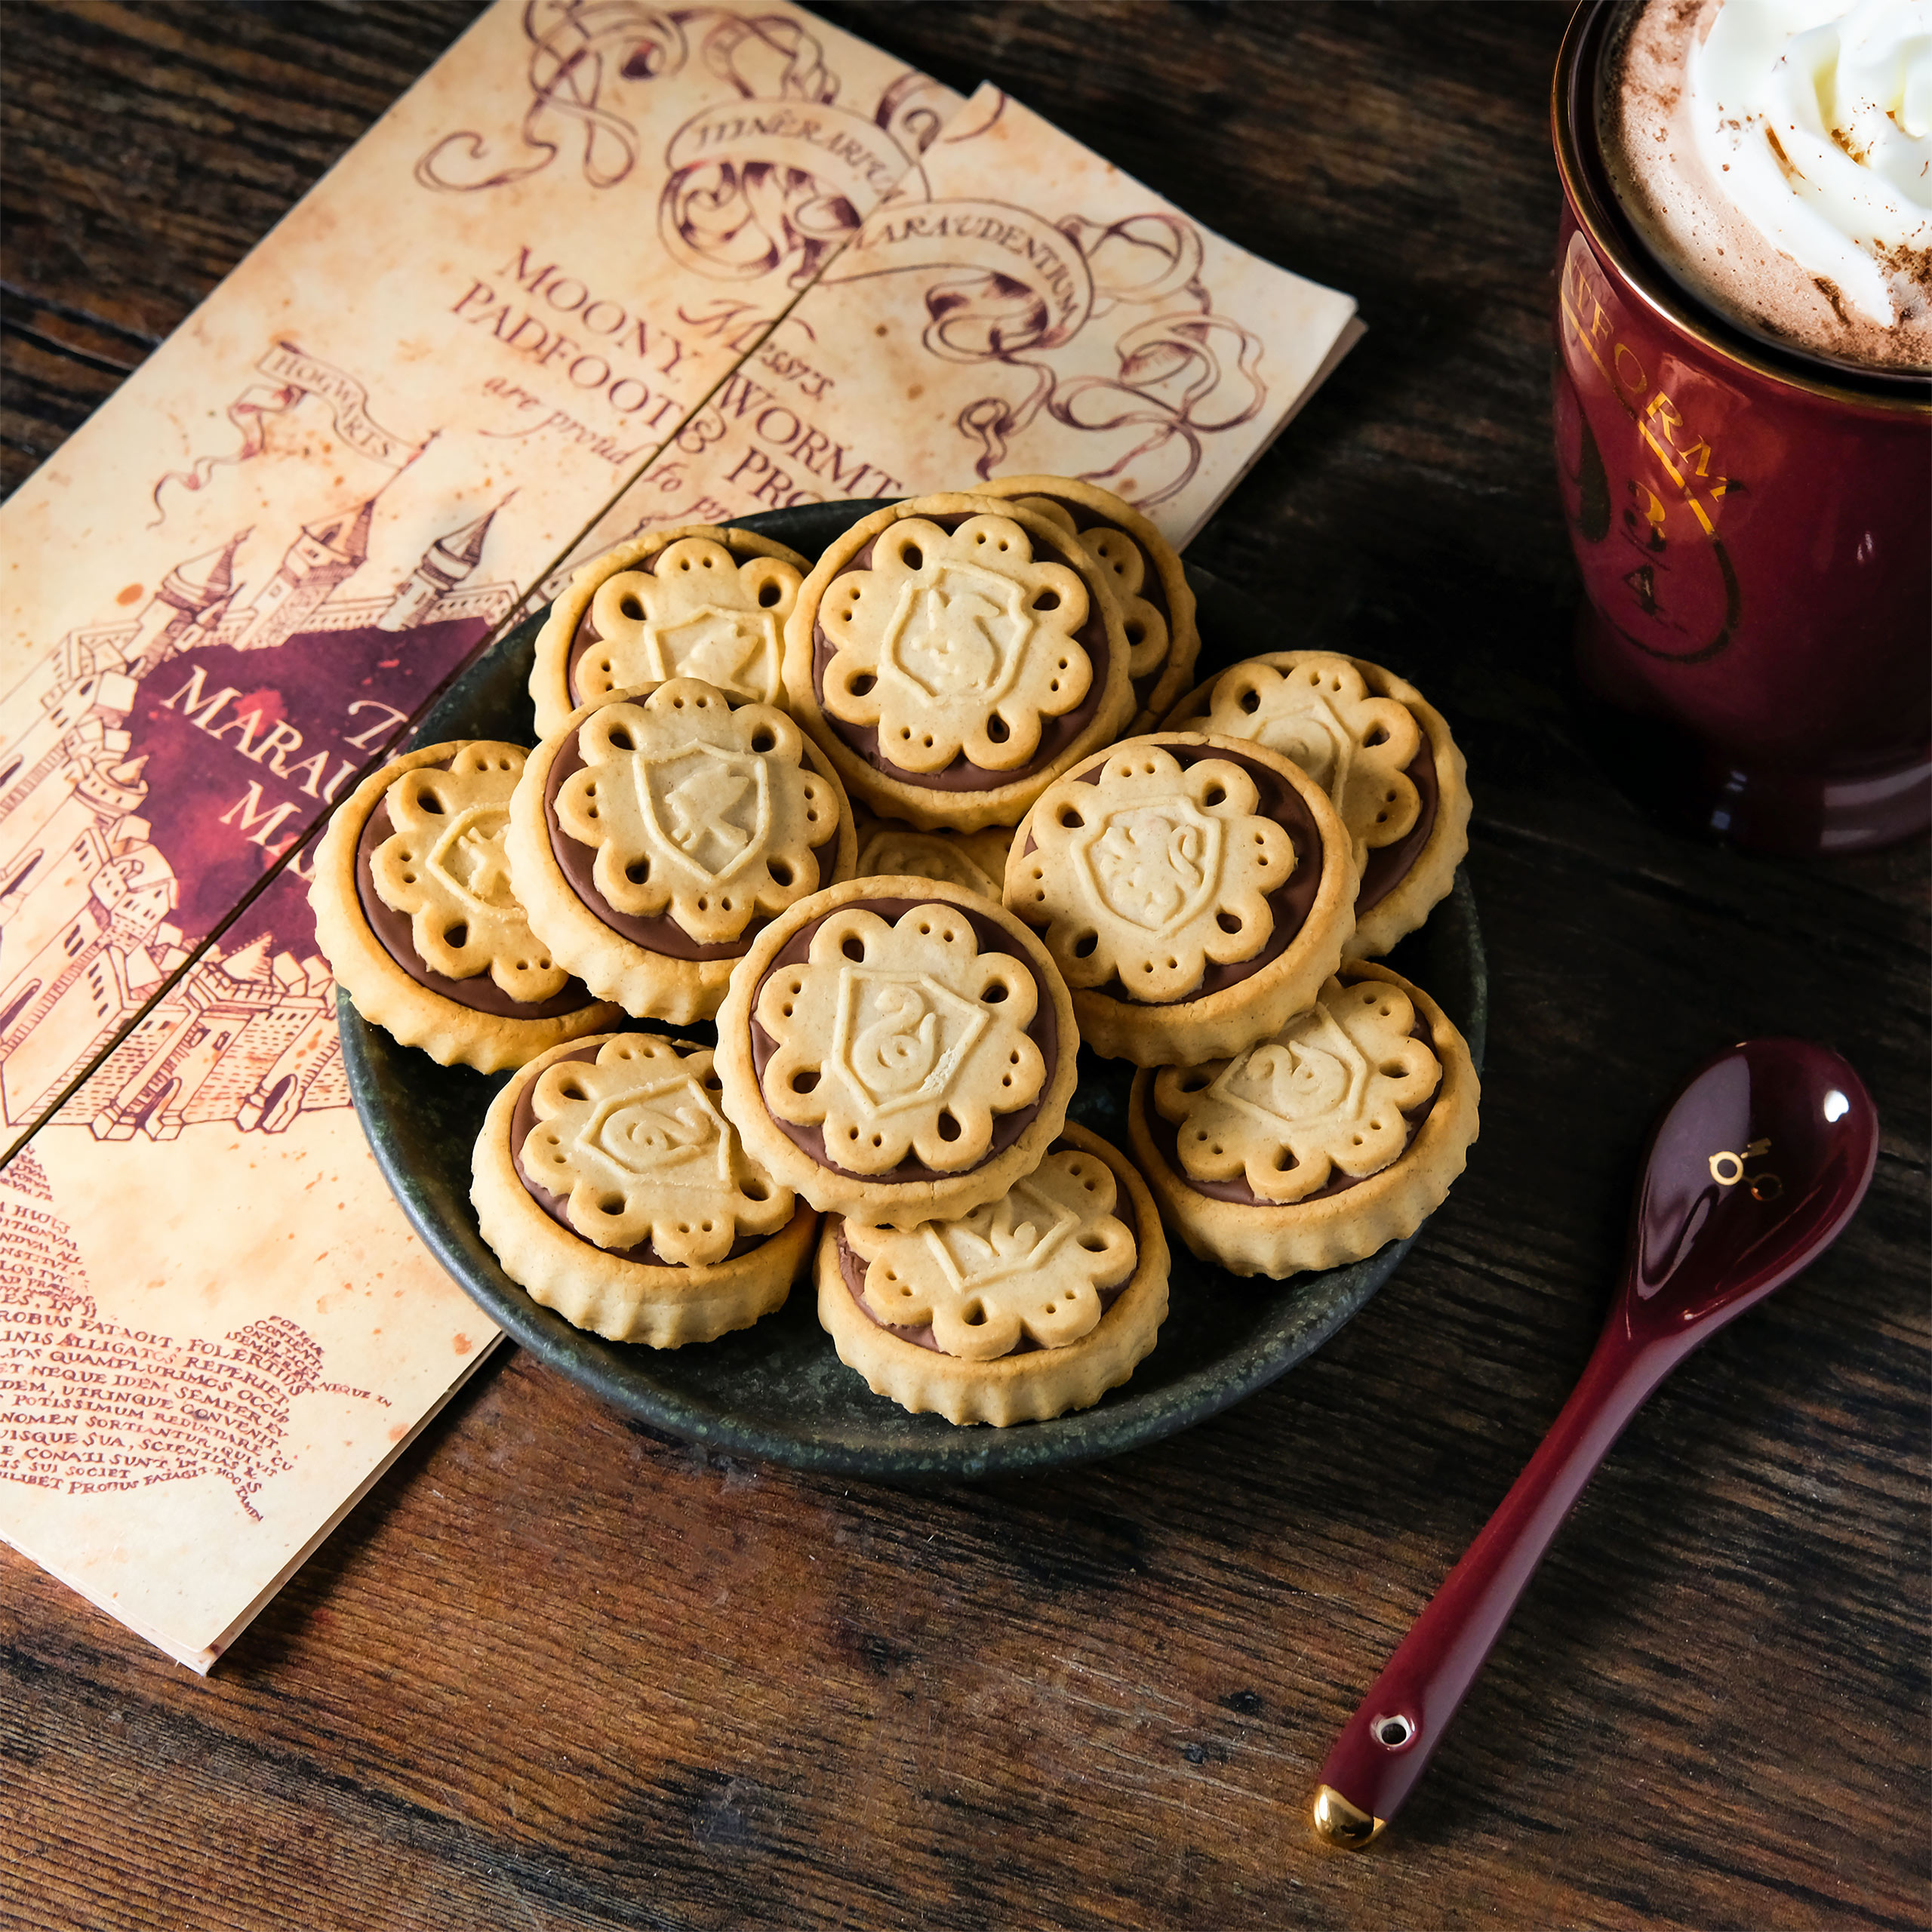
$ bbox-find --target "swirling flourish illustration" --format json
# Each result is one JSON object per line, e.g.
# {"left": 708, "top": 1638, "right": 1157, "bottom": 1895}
{"left": 417, "top": 1, "right": 949, "bottom": 289}
{"left": 831, "top": 202, "right": 1270, "bottom": 512}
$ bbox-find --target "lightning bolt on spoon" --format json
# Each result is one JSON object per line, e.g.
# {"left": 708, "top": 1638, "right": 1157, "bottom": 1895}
{"left": 1312, "top": 1036, "right": 1880, "bottom": 1849}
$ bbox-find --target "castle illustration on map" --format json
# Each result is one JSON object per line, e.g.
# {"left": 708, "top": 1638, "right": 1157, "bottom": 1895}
{"left": 0, "top": 487, "right": 518, "bottom": 1140}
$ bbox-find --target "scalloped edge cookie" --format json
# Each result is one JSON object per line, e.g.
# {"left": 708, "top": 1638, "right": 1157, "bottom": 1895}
{"left": 1126, "top": 961, "right": 1479, "bottom": 1278}
{"left": 1004, "top": 732, "right": 1356, "bottom": 1066}
{"left": 472, "top": 1032, "right": 817, "bottom": 1346}
{"left": 1161, "top": 652, "right": 1471, "bottom": 960}
{"left": 506, "top": 681, "right": 857, "bottom": 1024}
{"left": 780, "top": 494, "right": 1134, "bottom": 833}
{"left": 814, "top": 1121, "right": 1170, "bottom": 1426}
{"left": 972, "top": 473, "right": 1201, "bottom": 734}
{"left": 713, "top": 874, "right": 1079, "bottom": 1230}
{"left": 311, "top": 741, "right": 620, "bottom": 1072}
{"left": 530, "top": 524, "right": 811, "bottom": 742}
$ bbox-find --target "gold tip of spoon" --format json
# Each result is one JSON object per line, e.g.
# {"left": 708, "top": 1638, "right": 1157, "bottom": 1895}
{"left": 1312, "top": 1785, "right": 1385, "bottom": 1850}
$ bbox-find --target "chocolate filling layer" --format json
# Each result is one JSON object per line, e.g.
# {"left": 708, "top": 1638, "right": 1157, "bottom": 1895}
{"left": 836, "top": 1138, "right": 1139, "bottom": 1356}
{"left": 354, "top": 768, "right": 599, "bottom": 1021}
{"left": 1156, "top": 998, "right": 1441, "bottom": 1208}
{"left": 811, "top": 511, "right": 1114, "bottom": 792}
{"left": 542, "top": 724, "right": 842, "bottom": 962}
{"left": 749, "top": 895, "right": 1059, "bottom": 1184}
{"left": 1355, "top": 731, "right": 1440, "bottom": 916}
{"left": 1018, "top": 490, "right": 1173, "bottom": 712}
{"left": 510, "top": 1041, "right": 766, "bottom": 1264}
{"left": 1019, "top": 740, "right": 1328, "bottom": 1004}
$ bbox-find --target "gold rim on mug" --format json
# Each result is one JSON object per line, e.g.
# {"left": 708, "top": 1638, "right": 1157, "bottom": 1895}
{"left": 1552, "top": 0, "right": 1932, "bottom": 416}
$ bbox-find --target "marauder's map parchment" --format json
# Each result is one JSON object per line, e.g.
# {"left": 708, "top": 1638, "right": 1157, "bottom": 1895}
{"left": 555, "top": 84, "right": 1361, "bottom": 574}
{"left": 0, "top": 0, "right": 1355, "bottom": 1671}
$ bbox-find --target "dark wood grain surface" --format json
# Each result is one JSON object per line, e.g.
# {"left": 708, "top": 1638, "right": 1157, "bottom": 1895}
{"left": 3, "top": 4, "right": 1927, "bottom": 1928}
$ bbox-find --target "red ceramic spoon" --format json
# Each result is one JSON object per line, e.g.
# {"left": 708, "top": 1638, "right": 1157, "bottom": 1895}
{"left": 1312, "top": 1037, "right": 1879, "bottom": 1849}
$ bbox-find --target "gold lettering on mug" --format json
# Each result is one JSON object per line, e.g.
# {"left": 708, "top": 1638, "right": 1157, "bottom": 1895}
{"left": 1614, "top": 343, "right": 1647, "bottom": 392}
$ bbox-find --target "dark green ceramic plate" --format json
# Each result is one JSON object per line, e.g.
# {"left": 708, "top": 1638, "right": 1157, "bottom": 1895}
{"left": 340, "top": 503, "right": 1487, "bottom": 1480}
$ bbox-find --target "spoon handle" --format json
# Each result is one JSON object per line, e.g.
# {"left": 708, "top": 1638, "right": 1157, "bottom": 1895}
{"left": 1312, "top": 1327, "right": 1681, "bottom": 1847}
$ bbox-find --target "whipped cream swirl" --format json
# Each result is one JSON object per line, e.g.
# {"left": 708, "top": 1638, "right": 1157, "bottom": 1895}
{"left": 1690, "top": 0, "right": 1932, "bottom": 328}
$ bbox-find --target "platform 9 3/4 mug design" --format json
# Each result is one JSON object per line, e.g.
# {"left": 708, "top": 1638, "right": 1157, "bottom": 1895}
{"left": 1551, "top": 2, "right": 1930, "bottom": 855}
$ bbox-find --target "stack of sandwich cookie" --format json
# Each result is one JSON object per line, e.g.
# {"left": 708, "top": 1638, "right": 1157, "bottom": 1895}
{"left": 325, "top": 481, "right": 1479, "bottom": 1397}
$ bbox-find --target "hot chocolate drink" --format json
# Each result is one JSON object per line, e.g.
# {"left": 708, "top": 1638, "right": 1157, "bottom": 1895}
{"left": 1601, "top": 0, "right": 1932, "bottom": 373}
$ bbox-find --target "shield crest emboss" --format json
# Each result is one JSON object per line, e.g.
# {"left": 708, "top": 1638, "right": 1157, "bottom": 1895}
{"left": 638, "top": 742, "right": 772, "bottom": 884}
{"left": 830, "top": 968, "right": 990, "bottom": 1116}
{"left": 1076, "top": 797, "right": 1224, "bottom": 935}
{"left": 1208, "top": 1004, "right": 1369, "bottom": 1135}
{"left": 645, "top": 605, "right": 781, "bottom": 695}
{"left": 581, "top": 1073, "right": 733, "bottom": 1192}
{"left": 881, "top": 563, "right": 1033, "bottom": 703}
{"left": 426, "top": 805, "right": 518, "bottom": 912}
{"left": 920, "top": 1179, "right": 1079, "bottom": 1294}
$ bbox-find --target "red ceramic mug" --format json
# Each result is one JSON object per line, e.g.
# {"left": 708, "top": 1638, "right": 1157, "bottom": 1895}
{"left": 1551, "top": 2, "right": 1930, "bottom": 855}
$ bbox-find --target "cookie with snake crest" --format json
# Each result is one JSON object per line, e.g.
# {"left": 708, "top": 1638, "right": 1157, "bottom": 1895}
{"left": 311, "top": 740, "right": 618, "bottom": 1072}
{"left": 712, "top": 875, "right": 1078, "bottom": 1229}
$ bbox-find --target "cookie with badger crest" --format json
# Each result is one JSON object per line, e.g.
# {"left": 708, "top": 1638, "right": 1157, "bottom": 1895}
{"left": 507, "top": 678, "right": 857, "bottom": 1023}
{"left": 530, "top": 525, "right": 809, "bottom": 741}
{"left": 972, "top": 474, "right": 1199, "bottom": 734}
{"left": 713, "top": 875, "right": 1078, "bottom": 1229}
{"left": 781, "top": 494, "right": 1134, "bottom": 833}
{"left": 472, "top": 1033, "right": 815, "bottom": 1346}
{"left": 1004, "top": 733, "right": 1355, "bottom": 1066}
{"left": 1127, "top": 961, "right": 1478, "bottom": 1278}
{"left": 1162, "top": 652, "right": 1469, "bottom": 958}
{"left": 815, "top": 1121, "right": 1169, "bottom": 1426}
{"left": 311, "top": 740, "right": 619, "bottom": 1072}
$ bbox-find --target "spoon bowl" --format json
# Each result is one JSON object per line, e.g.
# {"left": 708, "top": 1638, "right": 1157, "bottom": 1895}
{"left": 1312, "top": 1038, "right": 1878, "bottom": 1848}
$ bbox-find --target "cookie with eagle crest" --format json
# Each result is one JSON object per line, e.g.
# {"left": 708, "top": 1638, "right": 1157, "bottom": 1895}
{"left": 472, "top": 1033, "right": 815, "bottom": 1346}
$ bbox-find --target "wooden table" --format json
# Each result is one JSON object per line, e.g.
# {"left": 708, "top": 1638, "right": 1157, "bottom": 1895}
{"left": 4, "top": 5, "right": 1926, "bottom": 1927}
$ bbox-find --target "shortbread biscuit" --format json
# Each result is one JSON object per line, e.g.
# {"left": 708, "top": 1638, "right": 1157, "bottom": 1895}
{"left": 506, "top": 679, "right": 857, "bottom": 1023}
{"left": 1128, "top": 961, "right": 1478, "bottom": 1278}
{"left": 713, "top": 876, "right": 1078, "bottom": 1229}
{"left": 1004, "top": 734, "right": 1355, "bottom": 1066}
{"left": 972, "top": 474, "right": 1200, "bottom": 734}
{"left": 1163, "top": 652, "right": 1470, "bottom": 958}
{"left": 472, "top": 1032, "right": 815, "bottom": 1346}
{"left": 815, "top": 1121, "right": 1170, "bottom": 1426}
{"left": 781, "top": 494, "right": 1134, "bottom": 832}
{"left": 311, "top": 740, "right": 619, "bottom": 1072}
{"left": 851, "top": 808, "right": 1014, "bottom": 900}
{"left": 531, "top": 525, "right": 809, "bottom": 741}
